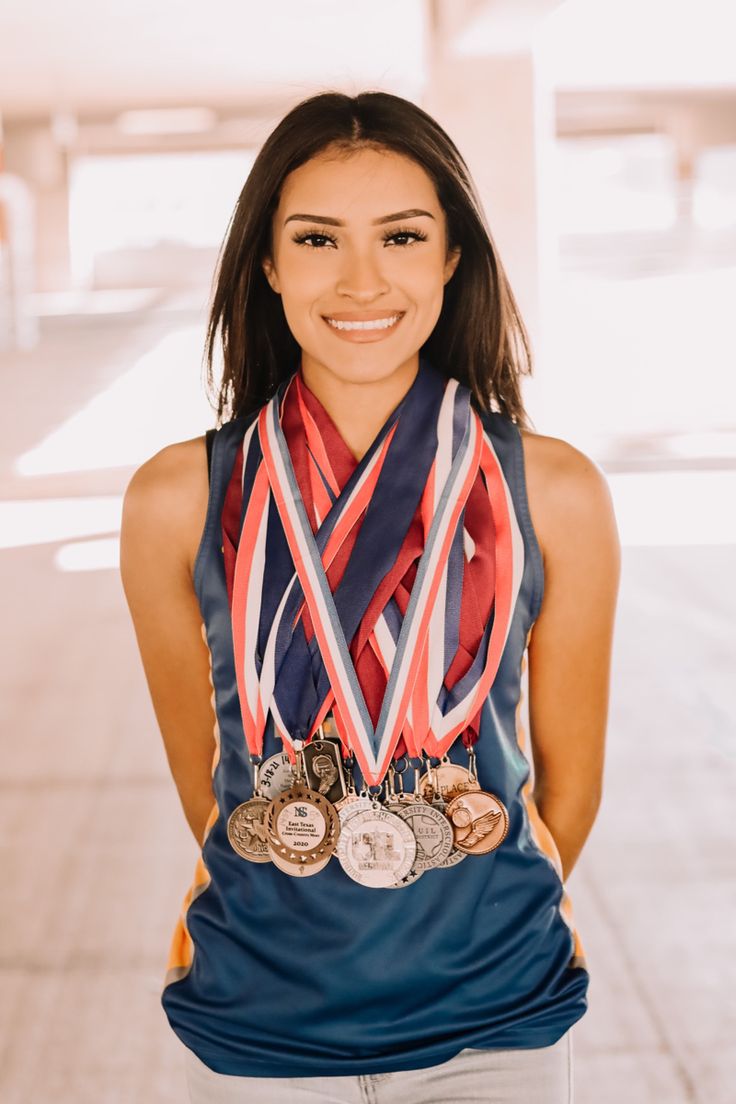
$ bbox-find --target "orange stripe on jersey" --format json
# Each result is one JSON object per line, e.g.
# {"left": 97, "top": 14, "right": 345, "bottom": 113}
{"left": 163, "top": 624, "right": 221, "bottom": 988}
{"left": 515, "top": 637, "right": 588, "bottom": 972}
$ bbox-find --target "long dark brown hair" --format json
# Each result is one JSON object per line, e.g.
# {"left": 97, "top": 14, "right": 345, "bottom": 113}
{"left": 203, "top": 90, "right": 535, "bottom": 430}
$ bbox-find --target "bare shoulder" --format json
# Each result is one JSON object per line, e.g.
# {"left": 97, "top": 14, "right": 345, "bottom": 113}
{"left": 519, "top": 427, "right": 619, "bottom": 563}
{"left": 121, "top": 434, "right": 210, "bottom": 580}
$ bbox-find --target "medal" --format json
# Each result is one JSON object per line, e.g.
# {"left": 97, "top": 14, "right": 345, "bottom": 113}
{"left": 336, "top": 776, "right": 417, "bottom": 889}
{"left": 227, "top": 756, "right": 272, "bottom": 863}
{"left": 227, "top": 796, "right": 272, "bottom": 863}
{"left": 266, "top": 782, "right": 338, "bottom": 858}
{"left": 336, "top": 802, "right": 417, "bottom": 888}
{"left": 407, "top": 754, "right": 470, "bottom": 867}
{"left": 445, "top": 789, "right": 509, "bottom": 854}
{"left": 386, "top": 795, "right": 454, "bottom": 871}
{"left": 384, "top": 762, "right": 452, "bottom": 873}
{"left": 301, "top": 729, "right": 348, "bottom": 806}
{"left": 265, "top": 739, "right": 341, "bottom": 871}
{"left": 257, "top": 750, "right": 296, "bottom": 797}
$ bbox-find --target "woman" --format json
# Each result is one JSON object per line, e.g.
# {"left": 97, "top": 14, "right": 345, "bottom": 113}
{"left": 120, "top": 90, "right": 620, "bottom": 1103}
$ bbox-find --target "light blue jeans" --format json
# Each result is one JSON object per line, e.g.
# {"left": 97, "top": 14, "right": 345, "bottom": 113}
{"left": 182, "top": 1030, "right": 574, "bottom": 1103}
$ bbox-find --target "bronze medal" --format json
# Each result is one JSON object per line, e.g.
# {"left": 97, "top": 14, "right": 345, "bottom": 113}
{"left": 266, "top": 781, "right": 340, "bottom": 866}
{"left": 445, "top": 789, "right": 509, "bottom": 854}
{"left": 418, "top": 761, "right": 481, "bottom": 806}
{"left": 227, "top": 796, "right": 272, "bottom": 863}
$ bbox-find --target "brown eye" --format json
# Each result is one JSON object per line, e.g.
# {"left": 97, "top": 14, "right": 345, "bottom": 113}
{"left": 292, "top": 231, "right": 337, "bottom": 249}
{"left": 383, "top": 228, "right": 428, "bottom": 246}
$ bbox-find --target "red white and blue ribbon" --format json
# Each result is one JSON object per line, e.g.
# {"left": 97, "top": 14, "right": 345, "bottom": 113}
{"left": 230, "top": 358, "right": 524, "bottom": 787}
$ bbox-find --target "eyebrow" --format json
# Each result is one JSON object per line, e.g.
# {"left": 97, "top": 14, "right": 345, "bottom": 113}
{"left": 284, "top": 208, "right": 436, "bottom": 228}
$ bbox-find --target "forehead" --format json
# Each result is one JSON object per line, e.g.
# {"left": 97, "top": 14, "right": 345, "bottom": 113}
{"left": 276, "top": 147, "right": 440, "bottom": 220}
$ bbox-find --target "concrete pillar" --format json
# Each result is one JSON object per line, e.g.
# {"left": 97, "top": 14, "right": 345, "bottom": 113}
{"left": 2, "top": 120, "right": 72, "bottom": 293}
{"left": 423, "top": 2, "right": 561, "bottom": 429}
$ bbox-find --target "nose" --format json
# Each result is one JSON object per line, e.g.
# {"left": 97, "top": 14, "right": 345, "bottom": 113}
{"left": 334, "top": 248, "right": 391, "bottom": 301}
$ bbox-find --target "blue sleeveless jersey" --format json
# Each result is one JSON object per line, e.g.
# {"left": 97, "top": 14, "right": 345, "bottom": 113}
{"left": 160, "top": 407, "right": 590, "bottom": 1077}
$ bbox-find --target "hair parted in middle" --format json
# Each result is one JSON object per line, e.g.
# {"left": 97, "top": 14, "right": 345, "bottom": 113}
{"left": 203, "top": 89, "right": 535, "bottom": 431}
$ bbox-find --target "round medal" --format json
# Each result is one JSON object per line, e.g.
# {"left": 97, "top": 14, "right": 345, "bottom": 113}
{"left": 386, "top": 796, "right": 455, "bottom": 871}
{"left": 227, "top": 797, "right": 272, "bottom": 862}
{"left": 266, "top": 782, "right": 340, "bottom": 863}
{"left": 257, "top": 751, "right": 296, "bottom": 798}
{"left": 445, "top": 790, "right": 509, "bottom": 854}
{"left": 336, "top": 805, "right": 416, "bottom": 888}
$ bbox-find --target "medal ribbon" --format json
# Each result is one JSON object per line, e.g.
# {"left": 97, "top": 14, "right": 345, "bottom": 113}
{"left": 229, "top": 358, "right": 524, "bottom": 786}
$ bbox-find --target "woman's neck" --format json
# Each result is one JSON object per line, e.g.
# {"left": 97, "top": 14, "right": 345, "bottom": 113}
{"left": 299, "top": 356, "right": 420, "bottom": 462}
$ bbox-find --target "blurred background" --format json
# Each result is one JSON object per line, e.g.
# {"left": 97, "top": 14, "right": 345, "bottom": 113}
{"left": 1, "top": 1, "right": 734, "bottom": 1101}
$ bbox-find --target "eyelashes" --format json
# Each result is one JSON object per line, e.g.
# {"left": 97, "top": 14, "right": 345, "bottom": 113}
{"left": 291, "top": 227, "right": 429, "bottom": 250}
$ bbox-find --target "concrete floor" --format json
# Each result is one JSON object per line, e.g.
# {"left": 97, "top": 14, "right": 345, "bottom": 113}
{"left": 1, "top": 300, "right": 734, "bottom": 1102}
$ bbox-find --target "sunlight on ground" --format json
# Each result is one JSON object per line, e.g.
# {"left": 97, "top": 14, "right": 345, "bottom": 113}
{"left": 14, "top": 325, "right": 215, "bottom": 476}
{"left": 1, "top": 496, "right": 122, "bottom": 549}
{"left": 55, "top": 537, "right": 121, "bottom": 572}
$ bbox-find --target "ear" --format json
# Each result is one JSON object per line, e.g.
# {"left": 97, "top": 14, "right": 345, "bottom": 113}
{"left": 444, "top": 246, "right": 461, "bottom": 285}
{"left": 262, "top": 256, "right": 281, "bottom": 294}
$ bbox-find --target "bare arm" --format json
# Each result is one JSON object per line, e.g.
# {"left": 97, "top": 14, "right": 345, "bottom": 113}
{"left": 119, "top": 436, "right": 218, "bottom": 849}
{"left": 522, "top": 432, "right": 621, "bottom": 881}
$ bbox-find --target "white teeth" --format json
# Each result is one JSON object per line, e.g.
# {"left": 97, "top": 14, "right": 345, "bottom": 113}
{"left": 325, "top": 313, "right": 402, "bottom": 331}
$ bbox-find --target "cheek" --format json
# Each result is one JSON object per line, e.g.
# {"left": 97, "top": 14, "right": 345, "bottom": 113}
{"left": 397, "top": 251, "right": 450, "bottom": 294}
{"left": 281, "top": 263, "right": 327, "bottom": 298}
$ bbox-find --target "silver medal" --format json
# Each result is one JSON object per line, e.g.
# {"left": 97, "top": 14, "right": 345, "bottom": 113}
{"left": 386, "top": 795, "right": 454, "bottom": 871}
{"left": 336, "top": 804, "right": 416, "bottom": 888}
{"left": 257, "top": 751, "right": 296, "bottom": 798}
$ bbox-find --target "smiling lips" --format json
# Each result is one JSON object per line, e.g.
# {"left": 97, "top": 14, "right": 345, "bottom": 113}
{"left": 323, "top": 311, "right": 405, "bottom": 336}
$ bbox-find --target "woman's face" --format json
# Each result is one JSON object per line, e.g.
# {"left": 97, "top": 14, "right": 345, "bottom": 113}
{"left": 262, "top": 145, "right": 461, "bottom": 388}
